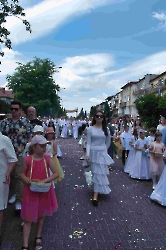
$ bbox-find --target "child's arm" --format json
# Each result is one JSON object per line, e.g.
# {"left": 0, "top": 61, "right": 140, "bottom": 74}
{"left": 53, "top": 140, "right": 57, "bottom": 156}
{"left": 43, "top": 158, "right": 59, "bottom": 183}
{"left": 20, "top": 158, "right": 31, "bottom": 184}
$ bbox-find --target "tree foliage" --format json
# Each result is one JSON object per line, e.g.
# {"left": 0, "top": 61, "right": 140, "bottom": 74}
{"left": 135, "top": 94, "right": 160, "bottom": 128}
{"left": 89, "top": 106, "right": 96, "bottom": 118}
{"left": 6, "top": 57, "right": 61, "bottom": 116}
{"left": 0, "top": 0, "right": 31, "bottom": 61}
{"left": 0, "top": 99, "right": 10, "bottom": 113}
{"left": 104, "top": 101, "right": 112, "bottom": 118}
{"left": 77, "top": 107, "right": 85, "bottom": 119}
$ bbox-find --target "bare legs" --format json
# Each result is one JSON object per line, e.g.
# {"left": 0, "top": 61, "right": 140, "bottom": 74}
{"left": 23, "top": 217, "right": 44, "bottom": 248}
{"left": 23, "top": 221, "right": 31, "bottom": 247}
{"left": 93, "top": 192, "right": 98, "bottom": 200}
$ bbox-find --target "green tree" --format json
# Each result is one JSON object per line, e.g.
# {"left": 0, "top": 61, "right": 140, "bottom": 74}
{"left": 0, "top": 99, "right": 10, "bottom": 113}
{"left": 158, "top": 94, "right": 166, "bottom": 117}
{"left": 104, "top": 101, "right": 112, "bottom": 118}
{"left": 135, "top": 94, "right": 160, "bottom": 128}
{"left": 0, "top": 0, "right": 31, "bottom": 61}
{"left": 77, "top": 107, "right": 85, "bottom": 118}
{"left": 6, "top": 57, "right": 61, "bottom": 116}
{"left": 89, "top": 106, "right": 96, "bottom": 118}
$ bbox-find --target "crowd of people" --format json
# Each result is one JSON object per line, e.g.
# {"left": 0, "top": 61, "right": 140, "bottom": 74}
{"left": 1, "top": 100, "right": 166, "bottom": 249}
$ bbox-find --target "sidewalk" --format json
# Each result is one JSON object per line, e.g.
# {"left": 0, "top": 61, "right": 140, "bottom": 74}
{"left": 1, "top": 138, "right": 166, "bottom": 250}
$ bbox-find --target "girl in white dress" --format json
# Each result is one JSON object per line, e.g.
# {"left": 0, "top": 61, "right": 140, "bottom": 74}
{"left": 0, "top": 132, "right": 17, "bottom": 239}
{"left": 129, "top": 129, "right": 151, "bottom": 180}
{"left": 86, "top": 110, "right": 114, "bottom": 206}
{"left": 124, "top": 128, "right": 138, "bottom": 174}
{"left": 150, "top": 149, "right": 166, "bottom": 206}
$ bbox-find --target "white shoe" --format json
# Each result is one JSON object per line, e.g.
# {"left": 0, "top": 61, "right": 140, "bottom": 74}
{"left": 15, "top": 203, "right": 22, "bottom": 211}
{"left": 152, "top": 185, "right": 156, "bottom": 190}
{"left": 8, "top": 194, "right": 16, "bottom": 204}
{"left": 116, "top": 155, "right": 119, "bottom": 159}
{"left": 80, "top": 156, "right": 84, "bottom": 160}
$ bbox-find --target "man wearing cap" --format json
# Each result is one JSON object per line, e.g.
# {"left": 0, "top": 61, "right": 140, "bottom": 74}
{"left": 27, "top": 106, "right": 42, "bottom": 127}
{"left": 0, "top": 100, "right": 32, "bottom": 211}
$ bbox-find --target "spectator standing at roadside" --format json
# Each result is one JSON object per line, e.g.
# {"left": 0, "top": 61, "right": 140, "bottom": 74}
{"left": 0, "top": 101, "right": 32, "bottom": 211}
{"left": 27, "top": 106, "right": 42, "bottom": 128}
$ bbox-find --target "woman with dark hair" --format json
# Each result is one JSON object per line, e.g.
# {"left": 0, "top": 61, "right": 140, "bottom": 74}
{"left": 48, "top": 120, "right": 56, "bottom": 132}
{"left": 86, "top": 110, "right": 114, "bottom": 206}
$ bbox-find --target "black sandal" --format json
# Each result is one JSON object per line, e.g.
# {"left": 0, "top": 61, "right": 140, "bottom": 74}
{"left": 35, "top": 237, "right": 42, "bottom": 249}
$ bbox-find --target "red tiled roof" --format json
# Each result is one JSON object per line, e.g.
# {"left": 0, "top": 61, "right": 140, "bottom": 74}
{"left": 0, "top": 88, "right": 14, "bottom": 99}
{"left": 121, "top": 81, "right": 138, "bottom": 89}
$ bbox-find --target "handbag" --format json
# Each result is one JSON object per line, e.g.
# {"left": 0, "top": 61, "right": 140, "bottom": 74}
{"left": 30, "top": 156, "right": 51, "bottom": 192}
{"left": 153, "top": 142, "right": 164, "bottom": 158}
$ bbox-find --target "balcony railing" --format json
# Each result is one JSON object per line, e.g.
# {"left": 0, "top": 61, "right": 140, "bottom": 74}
{"left": 133, "top": 88, "right": 145, "bottom": 95}
{"left": 144, "top": 81, "right": 166, "bottom": 94}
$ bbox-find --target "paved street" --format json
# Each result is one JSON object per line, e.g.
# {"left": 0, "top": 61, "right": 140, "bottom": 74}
{"left": 1, "top": 137, "right": 166, "bottom": 250}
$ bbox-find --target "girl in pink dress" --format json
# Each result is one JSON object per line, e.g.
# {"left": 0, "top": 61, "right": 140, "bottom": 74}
{"left": 149, "top": 132, "right": 165, "bottom": 190}
{"left": 20, "top": 135, "right": 59, "bottom": 250}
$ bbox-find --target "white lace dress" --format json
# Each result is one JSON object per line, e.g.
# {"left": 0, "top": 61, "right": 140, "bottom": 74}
{"left": 86, "top": 126, "right": 114, "bottom": 194}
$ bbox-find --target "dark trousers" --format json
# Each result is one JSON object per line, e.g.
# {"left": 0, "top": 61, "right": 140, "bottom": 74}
{"left": 122, "top": 150, "right": 129, "bottom": 165}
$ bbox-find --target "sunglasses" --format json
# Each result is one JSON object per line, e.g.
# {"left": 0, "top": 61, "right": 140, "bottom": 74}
{"left": 96, "top": 115, "right": 104, "bottom": 118}
{"left": 10, "top": 107, "right": 19, "bottom": 111}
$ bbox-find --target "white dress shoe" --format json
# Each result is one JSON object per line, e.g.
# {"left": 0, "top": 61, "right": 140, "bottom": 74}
{"left": 8, "top": 194, "right": 16, "bottom": 204}
{"left": 15, "top": 203, "right": 22, "bottom": 211}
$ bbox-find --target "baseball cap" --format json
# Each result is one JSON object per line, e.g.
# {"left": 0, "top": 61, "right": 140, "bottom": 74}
{"left": 31, "top": 135, "right": 50, "bottom": 145}
{"left": 32, "top": 125, "right": 44, "bottom": 133}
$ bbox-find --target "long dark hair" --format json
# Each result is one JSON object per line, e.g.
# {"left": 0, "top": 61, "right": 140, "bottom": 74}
{"left": 92, "top": 110, "right": 108, "bottom": 136}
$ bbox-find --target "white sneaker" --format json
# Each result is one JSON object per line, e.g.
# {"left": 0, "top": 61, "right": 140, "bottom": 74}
{"left": 152, "top": 185, "right": 156, "bottom": 190}
{"left": 8, "top": 194, "right": 16, "bottom": 204}
{"left": 116, "top": 155, "right": 119, "bottom": 159}
{"left": 15, "top": 203, "right": 22, "bottom": 211}
{"left": 80, "top": 156, "right": 85, "bottom": 160}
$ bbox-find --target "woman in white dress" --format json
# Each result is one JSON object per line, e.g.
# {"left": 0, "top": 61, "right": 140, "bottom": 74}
{"left": 86, "top": 110, "right": 114, "bottom": 206}
{"left": 0, "top": 132, "right": 17, "bottom": 240}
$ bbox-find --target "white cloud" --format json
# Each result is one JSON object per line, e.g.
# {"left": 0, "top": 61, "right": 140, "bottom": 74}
{"left": 56, "top": 50, "right": 166, "bottom": 95}
{"left": 152, "top": 11, "right": 166, "bottom": 29}
{"left": 5, "top": 0, "right": 120, "bottom": 45}
{"left": 0, "top": 48, "right": 25, "bottom": 77}
{"left": 89, "top": 97, "right": 102, "bottom": 103}
{"left": 152, "top": 12, "right": 166, "bottom": 21}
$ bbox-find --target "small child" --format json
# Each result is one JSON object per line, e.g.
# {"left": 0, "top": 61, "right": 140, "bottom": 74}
{"left": 20, "top": 135, "right": 59, "bottom": 250}
{"left": 23, "top": 125, "right": 45, "bottom": 156}
{"left": 124, "top": 128, "right": 138, "bottom": 174}
{"left": 147, "top": 127, "right": 156, "bottom": 147}
{"left": 149, "top": 132, "right": 165, "bottom": 189}
{"left": 45, "top": 127, "right": 65, "bottom": 183}
{"left": 129, "top": 129, "right": 151, "bottom": 180}
{"left": 150, "top": 149, "right": 166, "bottom": 205}
{"left": 120, "top": 125, "right": 132, "bottom": 165}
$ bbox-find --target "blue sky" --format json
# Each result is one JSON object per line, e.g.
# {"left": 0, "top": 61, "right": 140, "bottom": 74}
{"left": 1, "top": 0, "right": 166, "bottom": 115}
